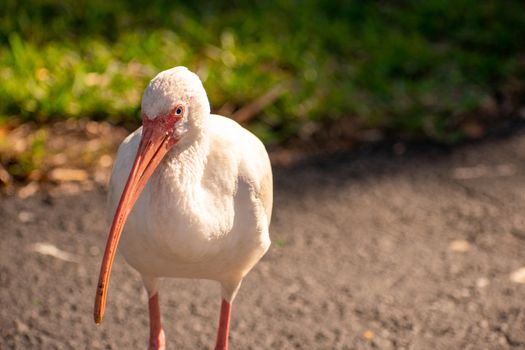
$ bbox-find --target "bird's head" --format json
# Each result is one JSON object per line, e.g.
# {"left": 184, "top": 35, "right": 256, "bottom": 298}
{"left": 141, "top": 66, "right": 210, "bottom": 146}
{"left": 94, "top": 66, "right": 209, "bottom": 325}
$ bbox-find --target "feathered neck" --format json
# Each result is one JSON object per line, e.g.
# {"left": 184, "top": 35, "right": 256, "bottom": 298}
{"left": 152, "top": 127, "right": 210, "bottom": 202}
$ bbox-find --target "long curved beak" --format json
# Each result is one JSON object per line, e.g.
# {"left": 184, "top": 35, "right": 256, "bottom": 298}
{"left": 94, "top": 124, "right": 173, "bottom": 325}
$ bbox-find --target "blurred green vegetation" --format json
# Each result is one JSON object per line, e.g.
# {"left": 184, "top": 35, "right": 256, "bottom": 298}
{"left": 1, "top": 0, "right": 524, "bottom": 144}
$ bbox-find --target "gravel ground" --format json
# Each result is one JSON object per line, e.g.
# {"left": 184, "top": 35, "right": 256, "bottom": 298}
{"left": 2, "top": 130, "right": 525, "bottom": 349}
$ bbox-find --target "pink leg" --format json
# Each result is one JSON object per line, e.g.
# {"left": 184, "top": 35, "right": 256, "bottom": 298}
{"left": 214, "top": 299, "right": 232, "bottom": 350}
{"left": 148, "top": 293, "right": 166, "bottom": 350}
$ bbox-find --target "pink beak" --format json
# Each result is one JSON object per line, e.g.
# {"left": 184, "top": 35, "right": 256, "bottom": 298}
{"left": 94, "top": 121, "right": 175, "bottom": 325}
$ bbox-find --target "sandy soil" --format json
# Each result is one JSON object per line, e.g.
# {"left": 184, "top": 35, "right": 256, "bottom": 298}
{"left": 2, "top": 130, "right": 525, "bottom": 349}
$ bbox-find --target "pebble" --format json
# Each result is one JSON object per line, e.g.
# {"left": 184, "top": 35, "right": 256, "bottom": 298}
{"left": 29, "top": 242, "right": 78, "bottom": 263}
{"left": 449, "top": 239, "right": 471, "bottom": 252}
{"left": 16, "top": 320, "right": 29, "bottom": 334}
{"left": 510, "top": 267, "right": 525, "bottom": 284}
{"left": 18, "top": 211, "right": 35, "bottom": 223}
{"left": 17, "top": 182, "right": 39, "bottom": 199}
{"left": 362, "top": 330, "right": 374, "bottom": 341}
{"left": 89, "top": 246, "right": 100, "bottom": 256}
{"left": 476, "top": 277, "right": 489, "bottom": 288}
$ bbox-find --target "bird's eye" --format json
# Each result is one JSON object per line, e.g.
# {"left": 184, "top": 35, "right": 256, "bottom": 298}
{"left": 175, "top": 106, "right": 183, "bottom": 116}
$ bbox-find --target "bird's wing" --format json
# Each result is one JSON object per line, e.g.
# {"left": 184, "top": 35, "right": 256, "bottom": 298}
{"left": 209, "top": 115, "right": 273, "bottom": 225}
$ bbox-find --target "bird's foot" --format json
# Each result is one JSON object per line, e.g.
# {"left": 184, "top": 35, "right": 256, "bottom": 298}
{"left": 148, "top": 328, "right": 166, "bottom": 350}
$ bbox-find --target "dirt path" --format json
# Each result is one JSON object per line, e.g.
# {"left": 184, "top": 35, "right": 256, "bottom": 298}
{"left": 3, "top": 131, "right": 525, "bottom": 349}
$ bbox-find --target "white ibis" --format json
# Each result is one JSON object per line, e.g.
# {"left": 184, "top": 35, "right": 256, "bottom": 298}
{"left": 94, "top": 66, "right": 273, "bottom": 350}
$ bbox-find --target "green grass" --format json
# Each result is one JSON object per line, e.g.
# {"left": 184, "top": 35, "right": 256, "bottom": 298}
{"left": 1, "top": 0, "right": 524, "bottom": 144}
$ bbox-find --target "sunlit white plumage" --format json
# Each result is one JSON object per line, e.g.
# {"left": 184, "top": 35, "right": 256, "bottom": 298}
{"left": 97, "top": 66, "right": 272, "bottom": 350}
{"left": 110, "top": 113, "right": 272, "bottom": 298}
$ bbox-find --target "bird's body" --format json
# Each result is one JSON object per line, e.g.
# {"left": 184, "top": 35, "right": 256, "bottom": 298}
{"left": 94, "top": 67, "right": 273, "bottom": 350}
{"left": 109, "top": 114, "right": 272, "bottom": 298}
